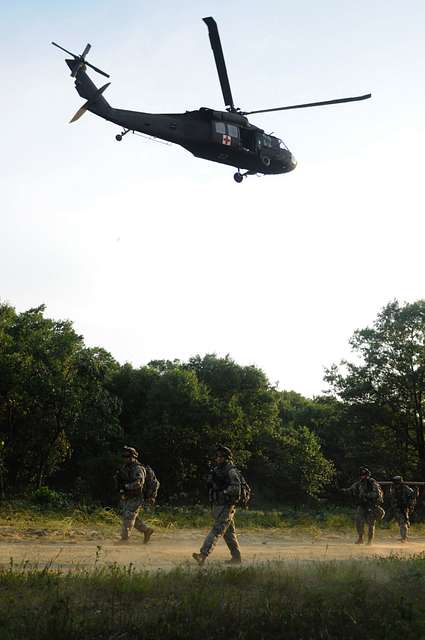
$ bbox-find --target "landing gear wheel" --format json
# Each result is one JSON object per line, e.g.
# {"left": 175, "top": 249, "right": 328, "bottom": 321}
{"left": 116, "top": 129, "right": 130, "bottom": 141}
{"left": 234, "top": 172, "right": 243, "bottom": 183}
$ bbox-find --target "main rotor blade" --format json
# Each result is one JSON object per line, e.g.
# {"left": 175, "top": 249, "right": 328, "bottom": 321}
{"left": 243, "top": 93, "right": 372, "bottom": 115}
{"left": 203, "top": 17, "right": 235, "bottom": 111}
{"left": 52, "top": 41, "right": 77, "bottom": 58}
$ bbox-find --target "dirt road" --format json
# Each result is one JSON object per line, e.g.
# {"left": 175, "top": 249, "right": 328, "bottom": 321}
{"left": 1, "top": 529, "right": 424, "bottom": 571}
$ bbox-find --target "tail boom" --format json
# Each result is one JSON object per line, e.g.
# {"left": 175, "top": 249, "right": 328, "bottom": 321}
{"left": 66, "top": 59, "right": 112, "bottom": 120}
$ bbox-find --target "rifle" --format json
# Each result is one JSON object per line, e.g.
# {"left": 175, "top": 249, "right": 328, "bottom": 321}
{"left": 377, "top": 482, "right": 425, "bottom": 486}
{"left": 114, "top": 469, "right": 126, "bottom": 494}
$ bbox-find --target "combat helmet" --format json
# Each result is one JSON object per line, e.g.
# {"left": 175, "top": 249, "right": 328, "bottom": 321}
{"left": 216, "top": 444, "right": 233, "bottom": 460}
{"left": 123, "top": 446, "right": 139, "bottom": 459}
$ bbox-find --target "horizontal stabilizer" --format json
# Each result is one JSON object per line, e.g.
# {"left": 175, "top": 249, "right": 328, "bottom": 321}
{"left": 69, "top": 82, "right": 111, "bottom": 123}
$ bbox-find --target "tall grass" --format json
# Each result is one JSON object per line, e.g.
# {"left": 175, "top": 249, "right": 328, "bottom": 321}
{"left": 2, "top": 501, "right": 425, "bottom": 537}
{"left": 1, "top": 554, "right": 425, "bottom": 639}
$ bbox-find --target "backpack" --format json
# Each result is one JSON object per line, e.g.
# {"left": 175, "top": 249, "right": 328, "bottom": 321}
{"left": 406, "top": 486, "right": 417, "bottom": 512}
{"left": 142, "top": 465, "right": 160, "bottom": 504}
{"left": 233, "top": 467, "right": 251, "bottom": 509}
{"left": 375, "top": 481, "right": 384, "bottom": 505}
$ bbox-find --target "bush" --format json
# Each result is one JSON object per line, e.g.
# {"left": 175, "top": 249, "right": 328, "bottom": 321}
{"left": 30, "top": 486, "right": 71, "bottom": 509}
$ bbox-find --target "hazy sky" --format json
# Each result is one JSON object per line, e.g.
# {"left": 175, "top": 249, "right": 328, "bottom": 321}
{"left": 1, "top": 0, "right": 424, "bottom": 397}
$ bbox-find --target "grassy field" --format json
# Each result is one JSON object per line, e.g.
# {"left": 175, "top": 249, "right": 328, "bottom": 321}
{"left": 1, "top": 553, "right": 425, "bottom": 639}
{"left": 1, "top": 500, "right": 425, "bottom": 540}
{"left": 2, "top": 502, "right": 425, "bottom": 638}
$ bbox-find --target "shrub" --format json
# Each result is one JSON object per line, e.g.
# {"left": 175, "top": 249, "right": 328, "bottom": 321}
{"left": 31, "top": 486, "right": 71, "bottom": 509}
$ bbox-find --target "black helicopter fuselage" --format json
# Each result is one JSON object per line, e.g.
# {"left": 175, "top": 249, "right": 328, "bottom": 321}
{"left": 113, "top": 106, "right": 296, "bottom": 174}
{"left": 68, "top": 59, "right": 296, "bottom": 175}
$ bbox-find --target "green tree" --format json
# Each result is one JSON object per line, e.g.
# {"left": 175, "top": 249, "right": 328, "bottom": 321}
{"left": 249, "top": 426, "right": 335, "bottom": 501}
{"left": 0, "top": 304, "right": 121, "bottom": 492}
{"left": 112, "top": 355, "right": 283, "bottom": 500}
{"left": 325, "top": 300, "right": 425, "bottom": 478}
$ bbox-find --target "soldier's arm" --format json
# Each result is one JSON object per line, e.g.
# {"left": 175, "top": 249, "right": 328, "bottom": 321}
{"left": 125, "top": 465, "right": 146, "bottom": 491}
{"left": 342, "top": 481, "right": 358, "bottom": 495}
{"left": 404, "top": 486, "right": 415, "bottom": 504}
{"left": 223, "top": 468, "right": 241, "bottom": 502}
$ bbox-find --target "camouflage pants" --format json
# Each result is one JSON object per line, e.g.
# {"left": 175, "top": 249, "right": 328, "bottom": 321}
{"left": 200, "top": 504, "right": 241, "bottom": 558}
{"left": 356, "top": 505, "right": 385, "bottom": 540}
{"left": 121, "top": 497, "right": 149, "bottom": 540}
{"left": 394, "top": 508, "right": 410, "bottom": 540}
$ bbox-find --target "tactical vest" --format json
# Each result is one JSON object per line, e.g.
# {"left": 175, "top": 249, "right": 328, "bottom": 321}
{"left": 212, "top": 464, "right": 232, "bottom": 490}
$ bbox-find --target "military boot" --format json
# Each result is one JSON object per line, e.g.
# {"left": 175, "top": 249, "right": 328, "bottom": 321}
{"left": 225, "top": 552, "right": 242, "bottom": 565}
{"left": 354, "top": 536, "right": 364, "bottom": 544}
{"left": 366, "top": 534, "right": 374, "bottom": 545}
{"left": 192, "top": 552, "right": 207, "bottom": 566}
{"left": 143, "top": 528, "right": 154, "bottom": 544}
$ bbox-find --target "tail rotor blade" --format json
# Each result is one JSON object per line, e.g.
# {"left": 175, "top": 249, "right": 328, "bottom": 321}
{"left": 52, "top": 40, "right": 109, "bottom": 78}
{"left": 85, "top": 61, "right": 110, "bottom": 78}
{"left": 52, "top": 41, "right": 77, "bottom": 58}
{"left": 81, "top": 43, "right": 91, "bottom": 58}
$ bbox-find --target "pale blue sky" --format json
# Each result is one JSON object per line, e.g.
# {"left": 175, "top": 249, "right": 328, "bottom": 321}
{"left": 1, "top": 1, "right": 424, "bottom": 396}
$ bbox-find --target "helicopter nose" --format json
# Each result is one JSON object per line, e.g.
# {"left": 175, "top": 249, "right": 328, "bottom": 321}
{"left": 280, "top": 148, "right": 297, "bottom": 172}
{"left": 282, "top": 151, "right": 297, "bottom": 172}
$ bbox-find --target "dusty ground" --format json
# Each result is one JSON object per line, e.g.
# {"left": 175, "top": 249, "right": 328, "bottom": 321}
{"left": 1, "top": 529, "right": 425, "bottom": 571}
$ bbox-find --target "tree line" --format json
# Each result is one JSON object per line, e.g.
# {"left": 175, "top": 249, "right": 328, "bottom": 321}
{"left": 0, "top": 299, "right": 424, "bottom": 505}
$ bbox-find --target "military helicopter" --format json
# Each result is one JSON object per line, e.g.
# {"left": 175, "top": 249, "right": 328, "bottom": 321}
{"left": 53, "top": 17, "right": 371, "bottom": 183}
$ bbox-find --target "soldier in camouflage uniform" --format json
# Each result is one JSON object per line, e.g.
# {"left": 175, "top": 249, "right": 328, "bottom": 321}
{"left": 115, "top": 446, "right": 154, "bottom": 544}
{"left": 342, "top": 467, "right": 385, "bottom": 545}
{"left": 390, "top": 475, "right": 416, "bottom": 542}
{"left": 193, "top": 445, "right": 242, "bottom": 566}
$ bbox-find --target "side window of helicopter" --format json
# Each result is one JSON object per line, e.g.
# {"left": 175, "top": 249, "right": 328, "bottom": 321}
{"left": 215, "top": 122, "right": 226, "bottom": 135}
{"left": 227, "top": 124, "right": 239, "bottom": 139}
{"left": 213, "top": 122, "right": 240, "bottom": 139}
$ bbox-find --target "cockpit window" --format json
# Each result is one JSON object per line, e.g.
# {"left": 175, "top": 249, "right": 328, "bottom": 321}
{"left": 262, "top": 134, "right": 272, "bottom": 147}
{"left": 215, "top": 122, "right": 226, "bottom": 135}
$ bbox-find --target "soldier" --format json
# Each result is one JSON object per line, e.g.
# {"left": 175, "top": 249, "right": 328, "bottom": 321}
{"left": 193, "top": 445, "right": 242, "bottom": 566}
{"left": 390, "top": 475, "right": 416, "bottom": 542}
{"left": 115, "top": 446, "right": 154, "bottom": 544}
{"left": 342, "top": 467, "right": 385, "bottom": 545}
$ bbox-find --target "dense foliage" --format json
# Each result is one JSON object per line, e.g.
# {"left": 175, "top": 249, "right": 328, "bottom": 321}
{"left": 0, "top": 298, "right": 424, "bottom": 505}
{"left": 325, "top": 300, "right": 425, "bottom": 482}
